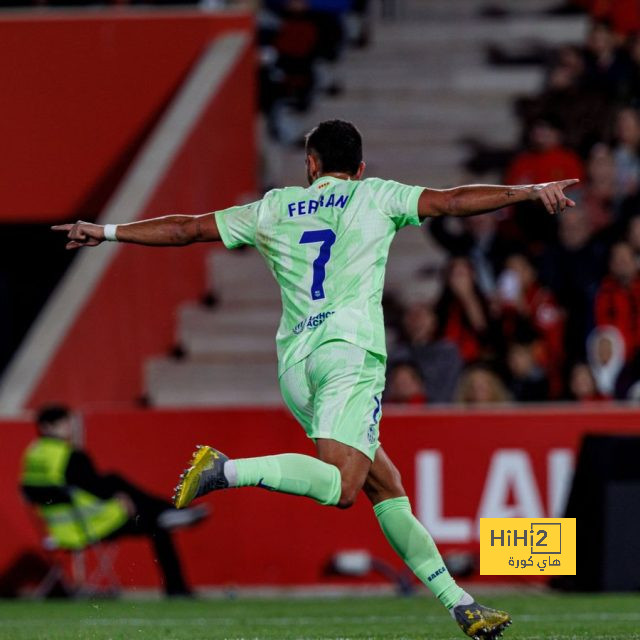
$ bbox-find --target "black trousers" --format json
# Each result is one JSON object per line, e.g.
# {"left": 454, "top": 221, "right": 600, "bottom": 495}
{"left": 102, "top": 475, "right": 190, "bottom": 596}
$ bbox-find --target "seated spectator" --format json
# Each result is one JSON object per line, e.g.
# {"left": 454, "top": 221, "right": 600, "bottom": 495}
{"left": 567, "top": 361, "right": 608, "bottom": 402}
{"left": 539, "top": 207, "right": 608, "bottom": 361}
{"left": 586, "top": 325, "right": 626, "bottom": 397}
{"left": 594, "top": 241, "right": 640, "bottom": 359}
{"left": 428, "top": 213, "right": 511, "bottom": 296}
{"left": 435, "top": 257, "right": 498, "bottom": 363}
{"left": 611, "top": 107, "right": 640, "bottom": 206}
{"left": 582, "top": 143, "right": 616, "bottom": 232}
{"left": 496, "top": 253, "right": 565, "bottom": 396}
{"left": 390, "top": 302, "right": 463, "bottom": 404}
{"left": 384, "top": 362, "right": 427, "bottom": 405}
{"left": 456, "top": 364, "right": 512, "bottom": 405}
{"left": 505, "top": 116, "right": 585, "bottom": 186}
{"left": 505, "top": 116, "right": 585, "bottom": 247}
{"left": 21, "top": 406, "right": 207, "bottom": 597}
{"left": 626, "top": 214, "right": 640, "bottom": 262}
{"left": 506, "top": 342, "right": 550, "bottom": 402}
{"left": 582, "top": 20, "right": 631, "bottom": 95}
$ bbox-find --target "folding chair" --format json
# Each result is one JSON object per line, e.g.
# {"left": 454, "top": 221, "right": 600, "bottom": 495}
{"left": 24, "top": 497, "right": 121, "bottom": 598}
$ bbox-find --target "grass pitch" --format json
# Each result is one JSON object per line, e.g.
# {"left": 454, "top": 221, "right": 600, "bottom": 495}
{"left": 0, "top": 592, "right": 639, "bottom": 640}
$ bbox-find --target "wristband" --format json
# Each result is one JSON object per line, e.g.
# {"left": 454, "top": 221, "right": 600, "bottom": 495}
{"left": 103, "top": 224, "right": 118, "bottom": 242}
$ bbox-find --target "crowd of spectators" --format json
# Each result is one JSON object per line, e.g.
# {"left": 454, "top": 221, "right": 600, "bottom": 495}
{"left": 386, "top": 2, "right": 640, "bottom": 406}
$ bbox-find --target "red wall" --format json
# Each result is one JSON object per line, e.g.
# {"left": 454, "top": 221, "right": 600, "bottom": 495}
{"left": 4, "top": 12, "right": 257, "bottom": 408}
{"left": 2, "top": 406, "right": 639, "bottom": 591}
{"left": 0, "top": 11, "right": 253, "bottom": 222}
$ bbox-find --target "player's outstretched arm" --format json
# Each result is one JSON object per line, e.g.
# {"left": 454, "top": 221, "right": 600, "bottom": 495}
{"left": 51, "top": 213, "right": 221, "bottom": 250}
{"left": 417, "top": 179, "right": 580, "bottom": 219}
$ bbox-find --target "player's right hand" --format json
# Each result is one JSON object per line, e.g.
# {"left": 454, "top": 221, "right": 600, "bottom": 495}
{"left": 51, "top": 220, "right": 105, "bottom": 250}
{"left": 530, "top": 178, "right": 580, "bottom": 215}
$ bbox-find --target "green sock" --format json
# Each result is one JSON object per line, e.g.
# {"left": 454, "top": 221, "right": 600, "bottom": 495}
{"left": 373, "top": 496, "right": 463, "bottom": 609}
{"left": 233, "top": 454, "right": 341, "bottom": 506}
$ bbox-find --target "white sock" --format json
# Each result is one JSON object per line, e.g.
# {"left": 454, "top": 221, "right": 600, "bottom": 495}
{"left": 449, "top": 591, "right": 474, "bottom": 617}
{"left": 223, "top": 460, "right": 238, "bottom": 487}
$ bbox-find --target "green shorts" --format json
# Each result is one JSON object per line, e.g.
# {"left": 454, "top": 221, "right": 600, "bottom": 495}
{"left": 279, "top": 340, "right": 385, "bottom": 461}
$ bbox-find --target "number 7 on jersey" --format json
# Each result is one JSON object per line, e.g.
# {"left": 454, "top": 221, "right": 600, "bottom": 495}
{"left": 299, "top": 229, "right": 336, "bottom": 300}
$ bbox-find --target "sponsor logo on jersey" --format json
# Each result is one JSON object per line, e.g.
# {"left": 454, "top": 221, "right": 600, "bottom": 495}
{"left": 292, "top": 311, "right": 335, "bottom": 334}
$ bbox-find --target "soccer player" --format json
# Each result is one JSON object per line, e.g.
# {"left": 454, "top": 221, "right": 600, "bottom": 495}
{"left": 54, "top": 120, "right": 578, "bottom": 639}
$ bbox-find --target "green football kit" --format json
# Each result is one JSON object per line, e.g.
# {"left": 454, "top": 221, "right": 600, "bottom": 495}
{"left": 214, "top": 176, "right": 465, "bottom": 610}
{"left": 216, "top": 176, "right": 422, "bottom": 460}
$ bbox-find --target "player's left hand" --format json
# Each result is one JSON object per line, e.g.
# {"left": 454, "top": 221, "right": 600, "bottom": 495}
{"left": 530, "top": 178, "right": 580, "bottom": 215}
{"left": 51, "top": 220, "right": 105, "bottom": 250}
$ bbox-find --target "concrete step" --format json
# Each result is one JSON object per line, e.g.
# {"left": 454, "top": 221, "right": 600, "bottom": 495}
{"left": 146, "top": 359, "right": 281, "bottom": 407}
{"left": 207, "top": 248, "right": 280, "bottom": 306}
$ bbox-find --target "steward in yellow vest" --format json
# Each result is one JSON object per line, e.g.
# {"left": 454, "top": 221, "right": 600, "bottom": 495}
{"left": 21, "top": 405, "right": 208, "bottom": 596}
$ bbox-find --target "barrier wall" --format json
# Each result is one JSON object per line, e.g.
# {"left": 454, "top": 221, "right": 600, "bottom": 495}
{"left": 2, "top": 406, "right": 639, "bottom": 591}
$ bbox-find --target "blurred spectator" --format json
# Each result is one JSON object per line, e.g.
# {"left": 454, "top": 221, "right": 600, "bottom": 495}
{"left": 586, "top": 325, "right": 625, "bottom": 397}
{"left": 611, "top": 107, "right": 640, "bottom": 206}
{"left": 435, "top": 257, "right": 498, "bottom": 363}
{"left": 567, "top": 361, "right": 608, "bottom": 402}
{"left": 390, "top": 303, "right": 463, "bottom": 404}
{"left": 582, "top": 143, "right": 616, "bottom": 232}
{"left": 496, "top": 253, "right": 565, "bottom": 396}
{"left": 582, "top": 20, "right": 630, "bottom": 94}
{"left": 455, "top": 364, "right": 511, "bottom": 405}
{"left": 505, "top": 116, "right": 585, "bottom": 248}
{"left": 539, "top": 208, "right": 607, "bottom": 361}
{"left": 505, "top": 342, "right": 550, "bottom": 402}
{"left": 516, "top": 46, "right": 610, "bottom": 155}
{"left": 385, "top": 362, "right": 427, "bottom": 405}
{"left": 428, "top": 213, "right": 511, "bottom": 296}
{"left": 505, "top": 116, "right": 585, "bottom": 186}
{"left": 626, "top": 214, "right": 640, "bottom": 261}
{"left": 594, "top": 241, "right": 640, "bottom": 358}
{"left": 259, "top": 0, "right": 352, "bottom": 142}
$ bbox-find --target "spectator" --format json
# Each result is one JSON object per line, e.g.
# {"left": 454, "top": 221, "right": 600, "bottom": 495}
{"left": 496, "top": 253, "right": 565, "bottom": 396}
{"left": 611, "top": 107, "right": 640, "bottom": 205}
{"left": 594, "top": 241, "right": 640, "bottom": 358}
{"left": 21, "top": 405, "right": 207, "bottom": 597}
{"left": 455, "top": 363, "right": 512, "bottom": 405}
{"left": 435, "top": 257, "right": 497, "bottom": 363}
{"left": 626, "top": 214, "right": 640, "bottom": 261}
{"left": 505, "top": 116, "right": 585, "bottom": 248}
{"left": 586, "top": 325, "right": 626, "bottom": 396}
{"left": 582, "top": 20, "right": 630, "bottom": 95}
{"left": 390, "top": 302, "right": 463, "bottom": 404}
{"left": 567, "top": 361, "right": 608, "bottom": 402}
{"left": 582, "top": 143, "right": 616, "bottom": 232}
{"left": 384, "top": 362, "right": 427, "bottom": 405}
{"left": 505, "top": 116, "right": 585, "bottom": 186}
{"left": 539, "top": 207, "right": 608, "bottom": 361}
{"left": 428, "top": 213, "right": 511, "bottom": 296}
{"left": 505, "top": 342, "right": 550, "bottom": 402}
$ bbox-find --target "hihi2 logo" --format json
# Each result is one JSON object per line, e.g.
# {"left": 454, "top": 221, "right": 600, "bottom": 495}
{"left": 480, "top": 518, "right": 576, "bottom": 575}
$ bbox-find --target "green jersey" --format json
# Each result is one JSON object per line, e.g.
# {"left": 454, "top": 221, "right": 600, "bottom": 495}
{"left": 215, "top": 176, "right": 423, "bottom": 376}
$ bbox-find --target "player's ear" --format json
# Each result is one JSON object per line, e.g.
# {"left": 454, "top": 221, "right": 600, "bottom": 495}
{"left": 307, "top": 153, "right": 320, "bottom": 179}
{"left": 355, "top": 161, "right": 366, "bottom": 180}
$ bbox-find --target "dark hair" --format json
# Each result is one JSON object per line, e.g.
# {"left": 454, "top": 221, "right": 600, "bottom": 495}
{"left": 305, "top": 120, "right": 362, "bottom": 175}
{"left": 37, "top": 404, "right": 70, "bottom": 428}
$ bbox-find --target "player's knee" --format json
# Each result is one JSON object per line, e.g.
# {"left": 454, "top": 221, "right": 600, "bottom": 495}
{"left": 337, "top": 482, "right": 360, "bottom": 509}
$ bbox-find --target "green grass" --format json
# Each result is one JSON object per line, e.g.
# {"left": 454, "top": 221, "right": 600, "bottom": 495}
{"left": 0, "top": 592, "right": 639, "bottom": 640}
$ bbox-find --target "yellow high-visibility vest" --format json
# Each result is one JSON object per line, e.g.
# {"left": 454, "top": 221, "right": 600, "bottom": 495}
{"left": 21, "top": 437, "right": 128, "bottom": 549}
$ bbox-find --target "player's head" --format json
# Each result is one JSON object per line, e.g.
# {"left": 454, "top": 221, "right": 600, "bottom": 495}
{"left": 36, "top": 404, "right": 73, "bottom": 440}
{"left": 304, "top": 120, "right": 365, "bottom": 184}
